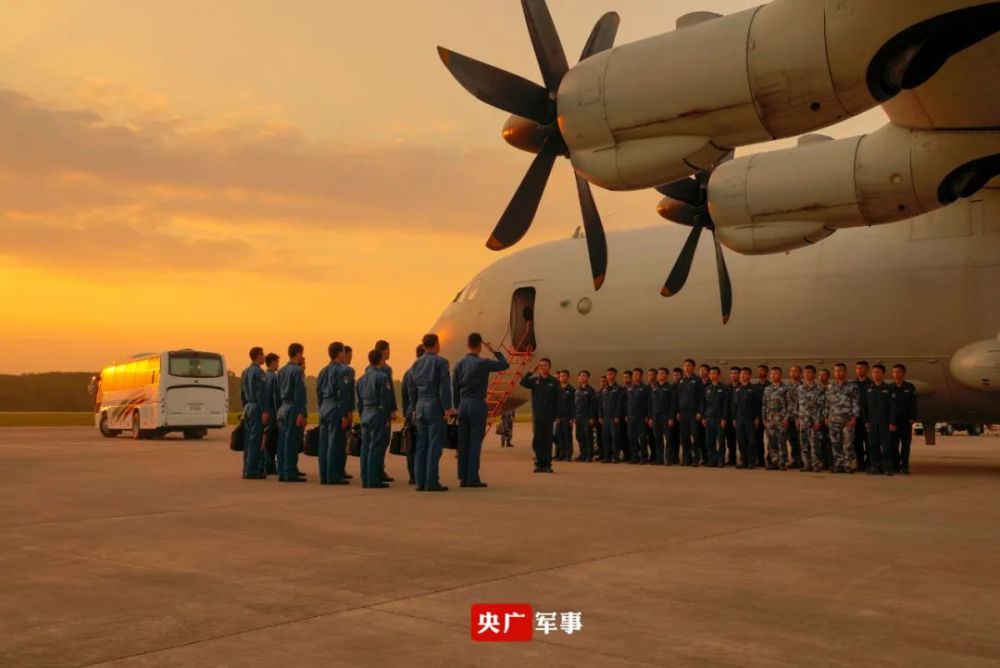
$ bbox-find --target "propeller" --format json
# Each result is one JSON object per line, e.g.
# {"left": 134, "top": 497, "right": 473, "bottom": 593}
{"left": 655, "top": 152, "right": 735, "bottom": 324}
{"left": 438, "top": 1, "right": 619, "bottom": 290}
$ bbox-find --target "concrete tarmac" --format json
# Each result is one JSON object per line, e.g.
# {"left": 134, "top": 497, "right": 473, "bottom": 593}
{"left": 1, "top": 426, "right": 999, "bottom": 667}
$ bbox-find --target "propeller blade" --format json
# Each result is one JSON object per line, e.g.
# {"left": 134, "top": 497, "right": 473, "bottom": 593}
{"left": 437, "top": 47, "right": 553, "bottom": 124}
{"left": 521, "top": 0, "right": 569, "bottom": 92}
{"left": 579, "top": 12, "right": 620, "bottom": 61}
{"left": 711, "top": 229, "right": 733, "bottom": 324}
{"left": 661, "top": 224, "right": 704, "bottom": 297}
{"left": 574, "top": 174, "right": 608, "bottom": 290}
{"left": 655, "top": 176, "right": 703, "bottom": 206}
{"left": 487, "top": 139, "right": 560, "bottom": 251}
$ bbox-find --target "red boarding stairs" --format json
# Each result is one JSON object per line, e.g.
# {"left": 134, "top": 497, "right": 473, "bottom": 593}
{"left": 485, "top": 330, "right": 534, "bottom": 430}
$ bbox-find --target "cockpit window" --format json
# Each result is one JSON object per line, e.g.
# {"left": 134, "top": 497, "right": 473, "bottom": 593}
{"left": 463, "top": 278, "right": 482, "bottom": 302}
{"left": 453, "top": 289, "right": 463, "bottom": 303}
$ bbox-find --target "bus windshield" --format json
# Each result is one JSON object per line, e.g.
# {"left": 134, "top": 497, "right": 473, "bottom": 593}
{"left": 168, "top": 351, "right": 224, "bottom": 378}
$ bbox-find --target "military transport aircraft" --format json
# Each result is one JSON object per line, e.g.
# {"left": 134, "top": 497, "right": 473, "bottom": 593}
{"left": 430, "top": 0, "right": 1000, "bottom": 436}
{"left": 438, "top": 0, "right": 1000, "bottom": 322}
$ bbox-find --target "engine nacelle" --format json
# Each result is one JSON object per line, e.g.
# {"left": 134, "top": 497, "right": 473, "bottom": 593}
{"left": 950, "top": 337, "right": 1000, "bottom": 392}
{"left": 704, "top": 124, "right": 1000, "bottom": 254}
{"left": 559, "top": 0, "right": 998, "bottom": 191}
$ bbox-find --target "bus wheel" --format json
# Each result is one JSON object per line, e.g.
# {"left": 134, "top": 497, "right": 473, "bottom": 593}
{"left": 183, "top": 429, "right": 205, "bottom": 440}
{"left": 969, "top": 424, "right": 984, "bottom": 436}
{"left": 131, "top": 413, "right": 144, "bottom": 440}
{"left": 99, "top": 414, "right": 119, "bottom": 438}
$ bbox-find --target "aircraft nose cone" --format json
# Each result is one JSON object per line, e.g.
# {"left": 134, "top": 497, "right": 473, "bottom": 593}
{"left": 502, "top": 115, "right": 547, "bottom": 154}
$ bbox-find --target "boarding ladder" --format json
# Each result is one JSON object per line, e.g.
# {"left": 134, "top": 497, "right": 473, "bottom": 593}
{"left": 485, "top": 329, "right": 535, "bottom": 430}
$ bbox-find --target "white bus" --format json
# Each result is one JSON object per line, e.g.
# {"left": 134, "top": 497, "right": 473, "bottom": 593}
{"left": 90, "top": 350, "right": 229, "bottom": 439}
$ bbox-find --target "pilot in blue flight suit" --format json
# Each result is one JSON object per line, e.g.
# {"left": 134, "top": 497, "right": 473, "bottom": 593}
{"left": 357, "top": 349, "right": 393, "bottom": 489}
{"left": 261, "top": 352, "right": 281, "bottom": 475}
{"left": 401, "top": 344, "right": 425, "bottom": 485}
{"left": 452, "top": 332, "right": 509, "bottom": 487}
{"left": 373, "top": 340, "right": 397, "bottom": 484}
{"left": 405, "top": 333, "right": 454, "bottom": 492}
{"left": 276, "top": 343, "right": 308, "bottom": 483}
{"left": 317, "top": 341, "right": 351, "bottom": 485}
{"left": 240, "top": 347, "right": 267, "bottom": 479}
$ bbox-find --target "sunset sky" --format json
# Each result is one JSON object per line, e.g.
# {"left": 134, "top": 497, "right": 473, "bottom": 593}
{"left": 0, "top": 0, "right": 885, "bottom": 374}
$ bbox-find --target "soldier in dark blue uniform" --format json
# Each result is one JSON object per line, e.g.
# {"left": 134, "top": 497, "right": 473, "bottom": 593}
{"left": 700, "top": 366, "right": 730, "bottom": 468}
{"left": 520, "top": 358, "right": 559, "bottom": 473}
{"left": 261, "top": 352, "right": 281, "bottom": 475}
{"left": 618, "top": 370, "right": 633, "bottom": 461}
{"left": 644, "top": 369, "right": 658, "bottom": 462}
{"left": 276, "top": 343, "right": 307, "bottom": 483}
{"left": 373, "top": 340, "right": 398, "bottom": 484}
{"left": 626, "top": 368, "right": 650, "bottom": 464}
{"left": 889, "top": 364, "right": 918, "bottom": 474}
{"left": 317, "top": 342, "right": 351, "bottom": 485}
{"left": 573, "top": 371, "right": 598, "bottom": 462}
{"left": 594, "top": 375, "right": 609, "bottom": 461}
{"left": 752, "top": 364, "right": 769, "bottom": 467}
{"left": 357, "top": 349, "right": 393, "bottom": 489}
{"left": 732, "top": 368, "right": 759, "bottom": 468}
{"left": 240, "top": 347, "right": 267, "bottom": 479}
{"left": 554, "top": 370, "right": 575, "bottom": 461}
{"left": 401, "top": 344, "right": 425, "bottom": 484}
{"left": 853, "top": 361, "right": 873, "bottom": 472}
{"left": 696, "top": 364, "right": 711, "bottom": 464}
{"left": 340, "top": 346, "right": 357, "bottom": 481}
{"left": 649, "top": 368, "right": 675, "bottom": 466}
{"left": 405, "top": 333, "right": 454, "bottom": 492}
{"left": 865, "top": 364, "right": 892, "bottom": 475}
{"left": 599, "top": 368, "right": 624, "bottom": 464}
{"left": 676, "top": 359, "right": 703, "bottom": 466}
{"left": 452, "top": 333, "right": 509, "bottom": 486}
{"left": 667, "top": 368, "right": 683, "bottom": 464}
{"left": 723, "top": 367, "right": 741, "bottom": 466}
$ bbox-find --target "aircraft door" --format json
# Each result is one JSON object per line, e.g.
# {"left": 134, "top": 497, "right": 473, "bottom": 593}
{"left": 510, "top": 287, "right": 537, "bottom": 352}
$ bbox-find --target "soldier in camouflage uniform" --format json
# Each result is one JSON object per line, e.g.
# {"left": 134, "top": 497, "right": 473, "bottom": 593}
{"left": 796, "top": 365, "right": 825, "bottom": 472}
{"left": 823, "top": 363, "right": 859, "bottom": 473}
{"left": 762, "top": 367, "right": 793, "bottom": 470}
{"left": 817, "top": 368, "right": 833, "bottom": 470}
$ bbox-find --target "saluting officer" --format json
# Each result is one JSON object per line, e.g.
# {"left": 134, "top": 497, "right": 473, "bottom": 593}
{"left": 700, "top": 366, "right": 729, "bottom": 468}
{"left": 276, "top": 343, "right": 308, "bottom": 483}
{"left": 452, "top": 333, "right": 509, "bottom": 487}
{"left": 317, "top": 342, "right": 351, "bottom": 485}
{"left": 889, "top": 364, "right": 917, "bottom": 474}
{"left": 732, "top": 368, "right": 759, "bottom": 468}
{"left": 676, "top": 359, "right": 703, "bottom": 466}
{"left": 406, "top": 334, "right": 454, "bottom": 492}
{"left": 865, "top": 364, "right": 893, "bottom": 475}
{"left": 573, "top": 371, "right": 598, "bottom": 462}
{"left": 357, "top": 349, "right": 393, "bottom": 489}
{"left": 520, "top": 358, "right": 560, "bottom": 473}
{"left": 823, "top": 363, "right": 859, "bottom": 474}
{"left": 262, "top": 353, "right": 281, "bottom": 475}
{"left": 762, "top": 367, "right": 793, "bottom": 470}
{"left": 400, "top": 344, "right": 425, "bottom": 484}
{"left": 240, "top": 347, "right": 267, "bottom": 480}
{"left": 599, "top": 368, "right": 624, "bottom": 464}
{"left": 555, "top": 370, "right": 576, "bottom": 462}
